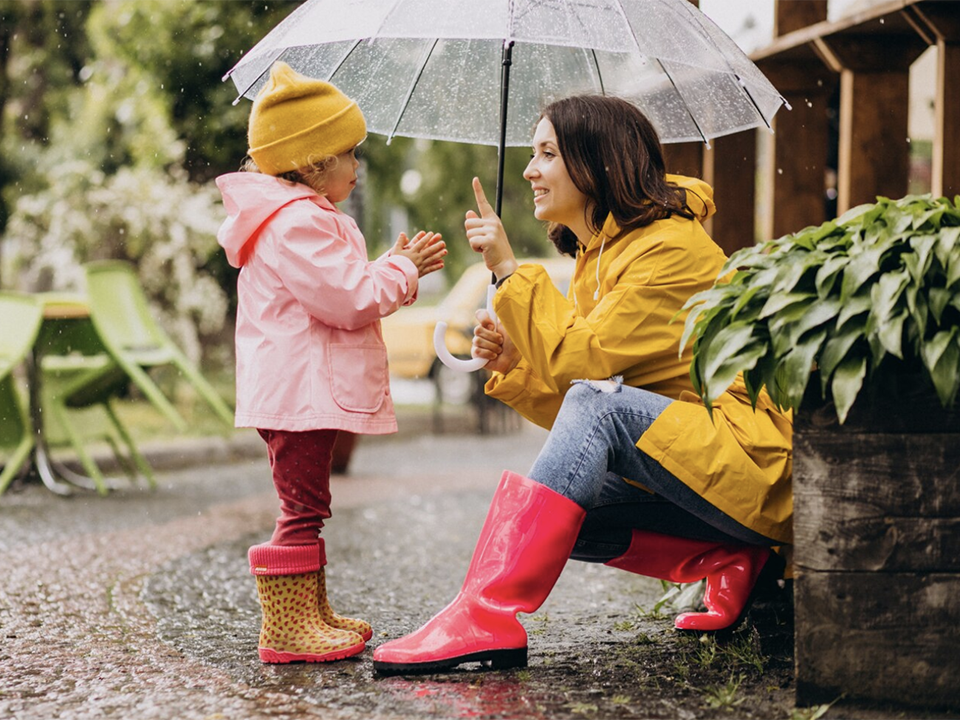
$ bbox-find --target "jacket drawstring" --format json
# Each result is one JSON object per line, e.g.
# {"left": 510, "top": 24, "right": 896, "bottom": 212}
{"left": 594, "top": 237, "right": 606, "bottom": 301}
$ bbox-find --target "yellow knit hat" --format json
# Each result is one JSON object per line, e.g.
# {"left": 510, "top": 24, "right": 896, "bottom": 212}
{"left": 247, "top": 62, "right": 366, "bottom": 176}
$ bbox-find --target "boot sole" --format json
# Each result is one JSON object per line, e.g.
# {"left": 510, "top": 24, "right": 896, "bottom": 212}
{"left": 259, "top": 640, "right": 365, "bottom": 664}
{"left": 373, "top": 646, "right": 527, "bottom": 675}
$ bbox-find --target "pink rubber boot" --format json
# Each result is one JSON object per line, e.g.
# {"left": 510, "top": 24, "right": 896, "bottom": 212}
{"left": 605, "top": 529, "right": 772, "bottom": 632}
{"left": 373, "top": 471, "right": 586, "bottom": 674}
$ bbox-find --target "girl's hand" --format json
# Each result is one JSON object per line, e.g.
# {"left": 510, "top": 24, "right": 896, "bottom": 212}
{"left": 393, "top": 231, "right": 446, "bottom": 278}
{"left": 464, "top": 177, "right": 519, "bottom": 282}
{"left": 472, "top": 308, "right": 520, "bottom": 374}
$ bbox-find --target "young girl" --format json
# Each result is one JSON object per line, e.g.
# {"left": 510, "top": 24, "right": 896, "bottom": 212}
{"left": 216, "top": 62, "right": 445, "bottom": 664}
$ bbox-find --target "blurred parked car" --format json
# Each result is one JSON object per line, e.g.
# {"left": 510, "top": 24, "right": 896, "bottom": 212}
{"left": 382, "top": 257, "right": 574, "bottom": 404}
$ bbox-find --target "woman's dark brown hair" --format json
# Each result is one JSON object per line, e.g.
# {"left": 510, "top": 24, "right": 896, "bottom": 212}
{"left": 541, "top": 95, "right": 693, "bottom": 257}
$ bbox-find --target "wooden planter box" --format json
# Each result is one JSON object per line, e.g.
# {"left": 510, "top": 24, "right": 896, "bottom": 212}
{"left": 793, "top": 376, "right": 960, "bottom": 710}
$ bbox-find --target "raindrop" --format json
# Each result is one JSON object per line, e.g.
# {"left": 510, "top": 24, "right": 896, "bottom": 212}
{"left": 777, "top": 168, "right": 783, "bottom": 175}
{"left": 906, "top": 137, "right": 912, "bottom": 144}
{"left": 879, "top": 18, "right": 885, "bottom": 24}
{"left": 806, "top": 100, "right": 813, "bottom": 108}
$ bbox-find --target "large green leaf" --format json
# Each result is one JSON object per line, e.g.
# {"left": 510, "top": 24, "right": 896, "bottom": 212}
{"left": 946, "top": 246, "right": 960, "bottom": 288}
{"left": 818, "top": 319, "right": 866, "bottom": 389}
{"left": 702, "top": 341, "right": 769, "bottom": 409}
{"left": 778, "top": 329, "right": 827, "bottom": 410}
{"left": 870, "top": 271, "right": 910, "bottom": 324}
{"left": 815, "top": 254, "right": 849, "bottom": 299}
{"left": 840, "top": 247, "right": 884, "bottom": 301}
{"left": 921, "top": 327, "right": 959, "bottom": 374}
{"left": 836, "top": 293, "right": 872, "bottom": 329}
{"left": 935, "top": 226, "right": 960, "bottom": 267}
{"left": 702, "top": 322, "right": 761, "bottom": 380}
{"left": 758, "top": 292, "right": 815, "bottom": 320}
{"left": 875, "top": 311, "right": 907, "bottom": 358}
{"left": 928, "top": 286, "right": 952, "bottom": 325}
{"left": 922, "top": 329, "right": 960, "bottom": 407}
{"left": 831, "top": 354, "right": 868, "bottom": 424}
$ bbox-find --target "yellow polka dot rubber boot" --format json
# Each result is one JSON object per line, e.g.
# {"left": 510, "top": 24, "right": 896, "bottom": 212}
{"left": 317, "top": 566, "right": 373, "bottom": 641}
{"left": 249, "top": 543, "right": 365, "bottom": 663}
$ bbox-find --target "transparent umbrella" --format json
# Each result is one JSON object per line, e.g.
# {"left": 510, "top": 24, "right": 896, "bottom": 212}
{"left": 225, "top": 0, "right": 786, "bottom": 199}
{"left": 225, "top": 0, "right": 788, "bottom": 371}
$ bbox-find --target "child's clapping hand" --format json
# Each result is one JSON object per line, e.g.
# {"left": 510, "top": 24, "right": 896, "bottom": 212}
{"left": 392, "top": 231, "right": 446, "bottom": 278}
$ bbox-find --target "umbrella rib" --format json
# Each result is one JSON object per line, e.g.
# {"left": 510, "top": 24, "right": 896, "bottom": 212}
{"left": 664, "top": 0, "right": 787, "bottom": 125}
{"left": 735, "top": 75, "right": 773, "bottom": 132}
{"left": 589, "top": 49, "right": 606, "bottom": 95}
{"left": 328, "top": 38, "right": 365, "bottom": 82}
{"left": 608, "top": 0, "right": 709, "bottom": 145}
{"left": 387, "top": 39, "right": 440, "bottom": 144}
{"left": 656, "top": 59, "right": 710, "bottom": 147}
{"left": 230, "top": 49, "right": 285, "bottom": 105}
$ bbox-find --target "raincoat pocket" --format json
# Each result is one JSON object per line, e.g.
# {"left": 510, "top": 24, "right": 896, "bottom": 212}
{"left": 328, "top": 343, "right": 388, "bottom": 413}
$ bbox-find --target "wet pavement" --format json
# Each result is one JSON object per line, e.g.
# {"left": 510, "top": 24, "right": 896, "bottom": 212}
{"left": 1, "top": 410, "right": 956, "bottom": 720}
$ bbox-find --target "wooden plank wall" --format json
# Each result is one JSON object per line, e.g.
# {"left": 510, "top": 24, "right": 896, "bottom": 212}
{"left": 793, "top": 391, "right": 960, "bottom": 709}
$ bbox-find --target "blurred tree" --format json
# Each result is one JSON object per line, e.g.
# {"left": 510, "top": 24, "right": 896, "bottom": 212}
{"left": 0, "top": 0, "right": 93, "bottom": 240}
{"left": 90, "top": 0, "right": 299, "bottom": 182}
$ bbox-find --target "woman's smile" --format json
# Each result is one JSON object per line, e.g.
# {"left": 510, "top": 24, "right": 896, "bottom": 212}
{"left": 523, "top": 118, "right": 591, "bottom": 241}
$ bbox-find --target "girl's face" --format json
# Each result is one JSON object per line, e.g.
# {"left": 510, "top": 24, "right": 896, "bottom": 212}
{"left": 523, "top": 118, "right": 590, "bottom": 233}
{"left": 323, "top": 146, "right": 361, "bottom": 203}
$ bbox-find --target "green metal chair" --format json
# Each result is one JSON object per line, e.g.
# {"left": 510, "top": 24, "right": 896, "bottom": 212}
{"left": 83, "top": 260, "right": 234, "bottom": 432}
{"left": 35, "top": 294, "right": 156, "bottom": 494}
{"left": 0, "top": 293, "right": 43, "bottom": 496}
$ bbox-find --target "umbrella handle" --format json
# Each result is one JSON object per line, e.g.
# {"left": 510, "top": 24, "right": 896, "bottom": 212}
{"left": 433, "top": 284, "right": 498, "bottom": 373}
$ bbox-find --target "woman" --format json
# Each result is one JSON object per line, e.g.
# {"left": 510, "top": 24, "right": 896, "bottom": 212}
{"left": 372, "top": 95, "right": 792, "bottom": 675}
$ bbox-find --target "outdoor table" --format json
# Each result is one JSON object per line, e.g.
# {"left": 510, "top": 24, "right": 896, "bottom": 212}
{"left": 26, "top": 293, "right": 126, "bottom": 495}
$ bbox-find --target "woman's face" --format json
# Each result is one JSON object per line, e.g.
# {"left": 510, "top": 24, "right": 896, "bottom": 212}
{"left": 523, "top": 118, "right": 590, "bottom": 231}
{"left": 323, "top": 146, "right": 361, "bottom": 203}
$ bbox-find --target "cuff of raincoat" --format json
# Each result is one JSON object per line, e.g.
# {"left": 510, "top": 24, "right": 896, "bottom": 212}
{"left": 485, "top": 362, "right": 535, "bottom": 403}
{"left": 382, "top": 253, "right": 419, "bottom": 305}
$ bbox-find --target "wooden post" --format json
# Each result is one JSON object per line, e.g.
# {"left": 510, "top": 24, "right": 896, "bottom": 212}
{"left": 702, "top": 131, "right": 757, "bottom": 254}
{"left": 761, "top": 1, "right": 834, "bottom": 236}
{"left": 908, "top": 3, "right": 960, "bottom": 197}
{"left": 662, "top": 143, "right": 703, "bottom": 179}
{"left": 761, "top": 56, "right": 837, "bottom": 236}
{"left": 819, "top": 30, "right": 927, "bottom": 212}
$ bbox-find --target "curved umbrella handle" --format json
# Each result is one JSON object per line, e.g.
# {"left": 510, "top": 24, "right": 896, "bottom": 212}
{"left": 433, "top": 284, "right": 498, "bottom": 373}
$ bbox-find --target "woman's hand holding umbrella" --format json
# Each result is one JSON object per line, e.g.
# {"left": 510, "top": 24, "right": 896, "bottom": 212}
{"left": 472, "top": 308, "right": 520, "bottom": 375}
{"left": 464, "top": 177, "right": 518, "bottom": 283}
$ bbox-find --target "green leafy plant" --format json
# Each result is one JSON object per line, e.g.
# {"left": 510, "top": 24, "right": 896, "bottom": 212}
{"left": 681, "top": 194, "right": 960, "bottom": 423}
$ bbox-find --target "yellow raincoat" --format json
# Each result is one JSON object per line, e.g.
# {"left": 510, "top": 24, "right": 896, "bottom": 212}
{"left": 486, "top": 176, "right": 793, "bottom": 544}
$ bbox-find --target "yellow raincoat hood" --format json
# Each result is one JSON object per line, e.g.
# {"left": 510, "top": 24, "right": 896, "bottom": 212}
{"left": 486, "top": 175, "right": 793, "bottom": 543}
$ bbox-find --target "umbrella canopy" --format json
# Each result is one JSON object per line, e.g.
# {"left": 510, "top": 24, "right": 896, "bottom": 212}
{"left": 225, "top": 0, "right": 787, "bottom": 149}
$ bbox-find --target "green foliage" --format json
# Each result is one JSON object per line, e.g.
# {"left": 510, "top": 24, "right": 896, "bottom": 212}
{"left": 683, "top": 195, "right": 960, "bottom": 423}
{"left": 85, "top": 0, "right": 299, "bottom": 181}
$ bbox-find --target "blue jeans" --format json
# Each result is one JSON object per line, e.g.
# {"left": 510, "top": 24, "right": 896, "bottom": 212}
{"left": 526, "top": 380, "right": 774, "bottom": 563}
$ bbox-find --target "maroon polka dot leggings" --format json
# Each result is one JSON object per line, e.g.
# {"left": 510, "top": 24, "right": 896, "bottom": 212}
{"left": 258, "top": 428, "right": 338, "bottom": 546}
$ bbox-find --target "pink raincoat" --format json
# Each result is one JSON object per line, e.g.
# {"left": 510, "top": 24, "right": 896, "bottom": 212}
{"left": 216, "top": 172, "right": 418, "bottom": 434}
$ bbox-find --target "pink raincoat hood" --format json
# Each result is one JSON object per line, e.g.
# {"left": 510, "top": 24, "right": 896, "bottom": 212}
{"left": 217, "top": 172, "right": 322, "bottom": 268}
